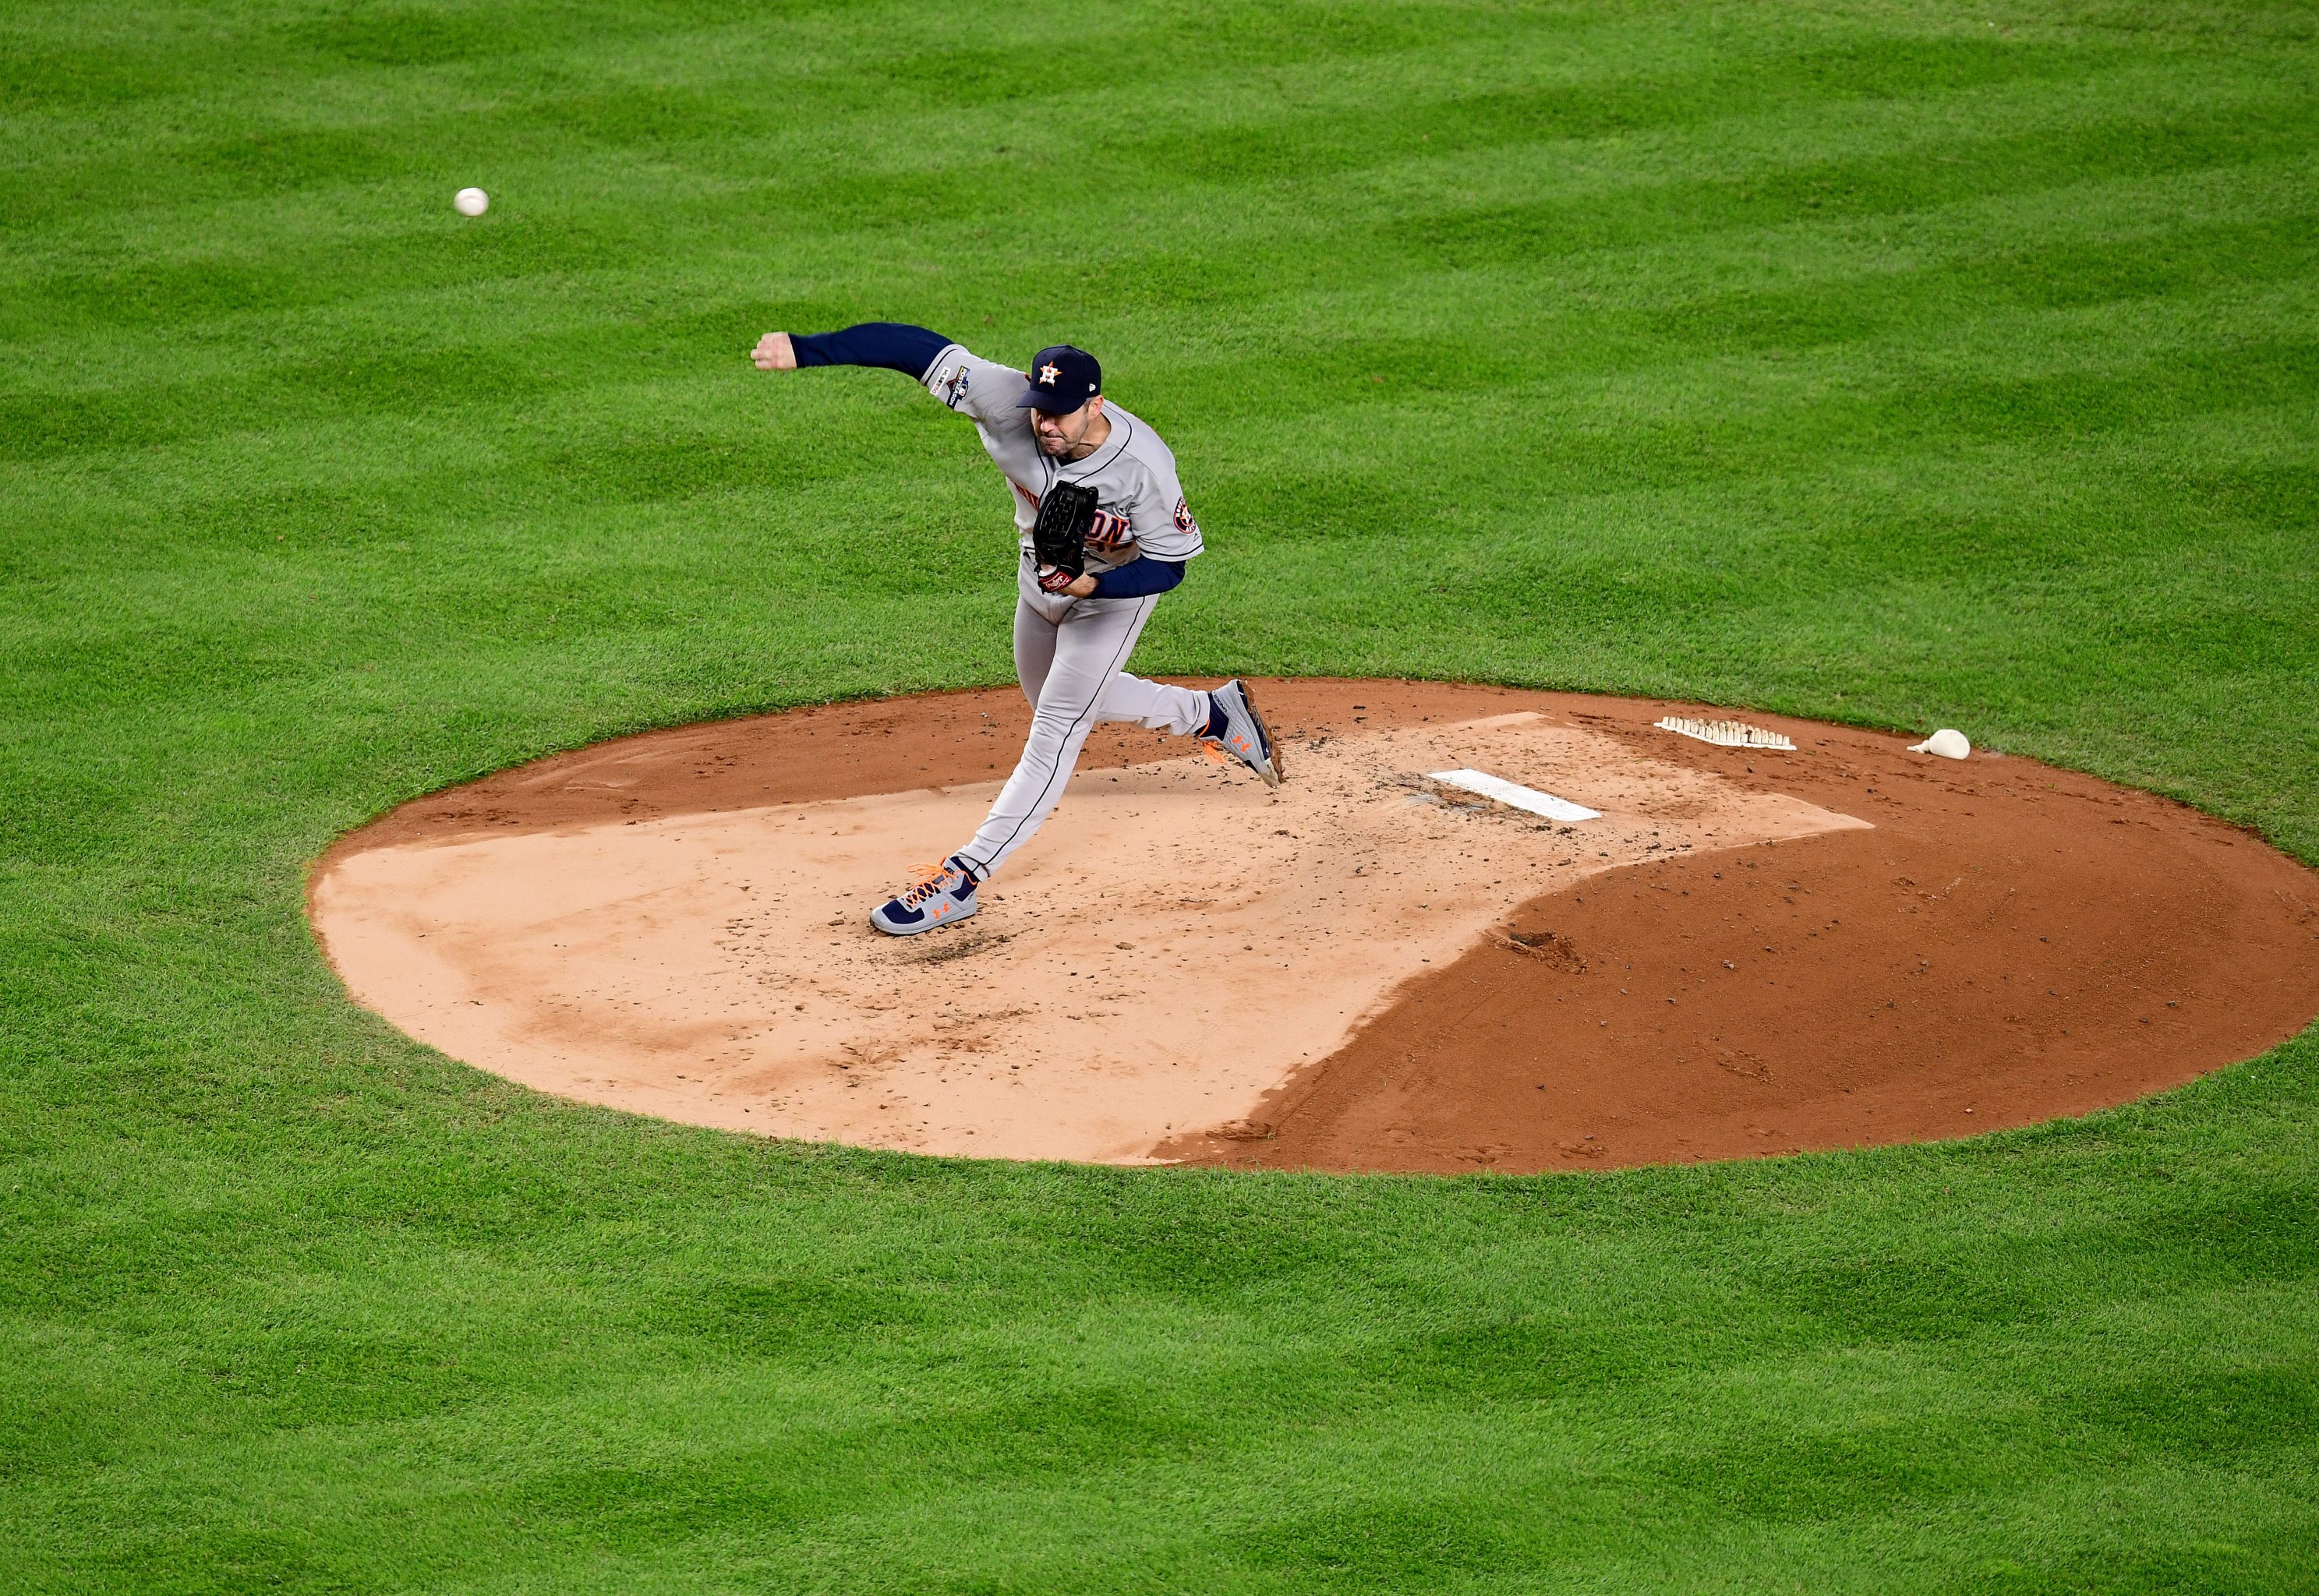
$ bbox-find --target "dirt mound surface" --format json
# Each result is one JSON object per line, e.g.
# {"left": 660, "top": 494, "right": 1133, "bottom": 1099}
{"left": 313, "top": 682, "right": 2319, "bottom": 1172}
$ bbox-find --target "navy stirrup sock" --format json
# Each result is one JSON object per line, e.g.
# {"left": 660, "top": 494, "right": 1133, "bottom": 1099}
{"left": 1201, "top": 696, "right": 1228, "bottom": 740}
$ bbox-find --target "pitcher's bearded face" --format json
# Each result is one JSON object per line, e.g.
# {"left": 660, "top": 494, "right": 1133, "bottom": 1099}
{"left": 1033, "top": 397, "right": 1105, "bottom": 458}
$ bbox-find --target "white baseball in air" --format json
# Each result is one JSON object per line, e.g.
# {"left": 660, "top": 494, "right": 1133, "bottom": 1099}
{"left": 454, "top": 187, "right": 489, "bottom": 217}
{"left": 1909, "top": 728, "right": 1971, "bottom": 760}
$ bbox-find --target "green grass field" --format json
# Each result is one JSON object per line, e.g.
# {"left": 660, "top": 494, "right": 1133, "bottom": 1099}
{"left": 5, "top": 0, "right": 2317, "bottom": 1589}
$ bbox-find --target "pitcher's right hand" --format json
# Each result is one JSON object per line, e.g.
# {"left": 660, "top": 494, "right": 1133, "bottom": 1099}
{"left": 751, "top": 332, "right": 797, "bottom": 370}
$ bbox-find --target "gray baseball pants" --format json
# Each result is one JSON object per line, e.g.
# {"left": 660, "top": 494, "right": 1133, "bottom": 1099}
{"left": 954, "top": 560, "right": 1210, "bottom": 879}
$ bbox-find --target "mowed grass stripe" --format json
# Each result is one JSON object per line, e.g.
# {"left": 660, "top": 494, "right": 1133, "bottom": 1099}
{"left": 4, "top": 277, "right": 2307, "bottom": 678}
{"left": 3, "top": 45, "right": 2293, "bottom": 303}
{"left": 5, "top": 72, "right": 2310, "bottom": 462}
{"left": 0, "top": 31, "right": 2282, "bottom": 343}
{"left": 5, "top": 307, "right": 2311, "bottom": 851}
{"left": 7, "top": 301, "right": 2305, "bottom": 710}
{"left": 7, "top": 1084, "right": 2314, "bottom": 1587}
{"left": 0, "top": 22, "right": 2218, "bottom": 321}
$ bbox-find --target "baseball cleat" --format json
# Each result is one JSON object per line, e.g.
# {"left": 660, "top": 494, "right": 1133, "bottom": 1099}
{"left": 1206, "top": 678, "right": 1283, "bottom": 786}
{"left": 870, "top": 856, "right": 981, "bottom": 936}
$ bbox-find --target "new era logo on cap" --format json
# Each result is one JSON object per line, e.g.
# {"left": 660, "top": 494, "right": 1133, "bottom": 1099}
{"left": 1018, "top": 344, "right": 1101, "bottom": 412}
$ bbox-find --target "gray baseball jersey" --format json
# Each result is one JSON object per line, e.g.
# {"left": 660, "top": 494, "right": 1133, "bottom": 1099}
{"left": 919, "top": 344, "right": 1205, "bottom": 574}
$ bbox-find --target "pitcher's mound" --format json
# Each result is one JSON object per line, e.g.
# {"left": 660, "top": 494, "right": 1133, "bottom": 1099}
{"left": 310, "top": 682, "right": 2319, "bottom": 1171}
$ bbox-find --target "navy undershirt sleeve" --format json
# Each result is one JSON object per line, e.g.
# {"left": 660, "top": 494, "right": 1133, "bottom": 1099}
{"left": 1089, "top": 558, "right": 1185, "bottom": 599}
{"left": 788, "top": 322, "right": 952, "bottom": 380}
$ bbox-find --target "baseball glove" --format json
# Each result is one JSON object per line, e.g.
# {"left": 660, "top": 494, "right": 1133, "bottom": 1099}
{"left": 1031, "top": 480, "right": 1100, "bottom": 593}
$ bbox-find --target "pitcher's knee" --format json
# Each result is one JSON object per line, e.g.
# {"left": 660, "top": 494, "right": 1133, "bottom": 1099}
{"left": 1030, "top": 704, "right": 1097, "bottom": 736}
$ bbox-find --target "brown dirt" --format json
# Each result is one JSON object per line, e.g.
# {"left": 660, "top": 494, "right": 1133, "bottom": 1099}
{"left": 313, "top": 681, "right": 2319, "bottom": 1172}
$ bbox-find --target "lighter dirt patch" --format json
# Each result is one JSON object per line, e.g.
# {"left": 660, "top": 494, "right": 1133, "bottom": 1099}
{"left": 313, "top": 711, "right": 1865, "bottom": 1162}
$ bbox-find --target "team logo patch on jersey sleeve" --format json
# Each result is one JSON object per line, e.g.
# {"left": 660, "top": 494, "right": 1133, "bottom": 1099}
{"left": 936, "top": 363, "right": 970, "bottom": 408}
{"left": 1173, "top": 498, "right": 1199, "bottom": 537}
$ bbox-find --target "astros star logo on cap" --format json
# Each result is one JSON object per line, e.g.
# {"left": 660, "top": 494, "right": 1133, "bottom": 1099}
{"left": 1038, "top": 362, "right": 1060, "bottom": 385}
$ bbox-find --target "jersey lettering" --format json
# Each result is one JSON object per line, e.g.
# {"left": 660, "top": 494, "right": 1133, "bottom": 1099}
{"left": 1087, "top": 508, "right": 1134, "bottom": 549}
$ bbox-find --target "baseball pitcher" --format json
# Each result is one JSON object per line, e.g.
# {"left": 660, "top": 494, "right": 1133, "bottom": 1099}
{"left": 751, "top": 322, "right": 1281, "bottom": 935}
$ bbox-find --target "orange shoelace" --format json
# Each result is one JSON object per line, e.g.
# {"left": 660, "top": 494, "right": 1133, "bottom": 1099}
{"left": 900, "top": 860, "right": 962, "bottom": 907}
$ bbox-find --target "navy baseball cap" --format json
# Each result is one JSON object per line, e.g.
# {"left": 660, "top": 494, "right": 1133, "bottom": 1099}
{"left": 1016, "top": 344, "right": 1101, "bottom": 412}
